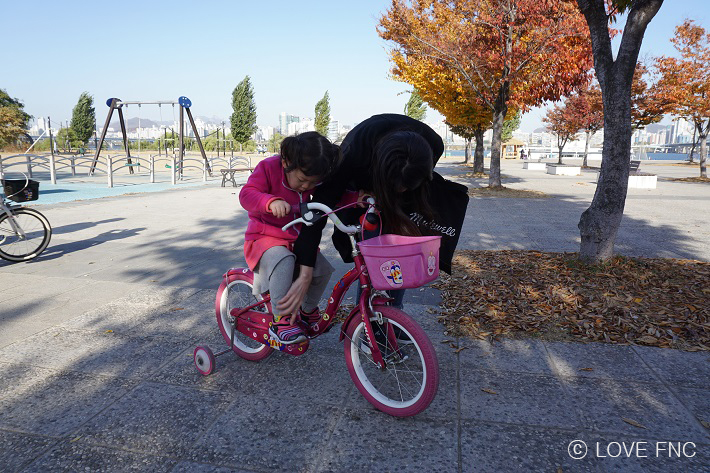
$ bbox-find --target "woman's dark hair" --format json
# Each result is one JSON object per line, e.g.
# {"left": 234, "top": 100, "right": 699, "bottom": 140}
{"left": 280, "top": 131, "right": 340, "bottom": 179}
{"left": 371, "top": 130, "right": 435, "bottom": 235}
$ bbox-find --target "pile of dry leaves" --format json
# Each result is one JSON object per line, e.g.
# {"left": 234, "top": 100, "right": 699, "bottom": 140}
{"left": 433, "top": 250, "right": 710, "bottom": 351}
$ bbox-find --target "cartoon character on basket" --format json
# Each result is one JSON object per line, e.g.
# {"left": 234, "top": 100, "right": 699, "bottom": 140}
{"left": 381, "top": 259, "right": 403, "bottom": 287}
{"left": 427, "top": 251, "right": 436, "bottom": 276}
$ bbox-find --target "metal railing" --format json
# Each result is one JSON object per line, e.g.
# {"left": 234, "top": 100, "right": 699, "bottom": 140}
{"left": 0, "top": 152, "right": 255, "bottom": 188}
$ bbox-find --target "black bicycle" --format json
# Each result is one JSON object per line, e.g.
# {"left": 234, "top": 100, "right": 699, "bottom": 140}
{"left": 0, "top": 174, "right": 51, "bottom": 262}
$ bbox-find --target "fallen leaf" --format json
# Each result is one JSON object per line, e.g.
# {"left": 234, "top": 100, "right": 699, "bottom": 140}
{"left": 105, "top": 330, "right": 113, "bottom": 333}
{"left": 170, "top": 308, "right": 185, "bottom": 311}
{"left": 454, "top": 346, "right": 469, "bottom": 353}
{"left": 700, "top": 419, "right": 710, "bottom": 429}
{"left": 621, "top": 417, "right": 646, "bottom": 429}
{"left": 481, "top": 388, "right": 498, "bottom": 395}
{"left": 579, "top": 367, "right": 594, "bottom": 372}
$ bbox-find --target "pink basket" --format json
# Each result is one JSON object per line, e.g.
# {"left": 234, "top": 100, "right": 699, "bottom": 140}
{"left": 358, "top": 234, "right": 441, "bottom": 290}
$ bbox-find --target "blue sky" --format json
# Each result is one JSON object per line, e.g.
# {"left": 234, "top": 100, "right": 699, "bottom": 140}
{"left": 3, "top": 1, "right": 707, "bottom": 133}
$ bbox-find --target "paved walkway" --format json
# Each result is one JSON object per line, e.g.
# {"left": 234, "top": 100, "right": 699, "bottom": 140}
{"left": 0, "top": 158, "right": 708, "bottom": 472}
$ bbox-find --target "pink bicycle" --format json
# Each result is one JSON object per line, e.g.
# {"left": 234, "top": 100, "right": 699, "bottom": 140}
{"left": 194, "top": 199, "right": 440, "bottom": 417}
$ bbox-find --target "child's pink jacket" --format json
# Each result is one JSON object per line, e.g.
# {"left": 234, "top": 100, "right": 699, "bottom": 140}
{"left": 239, "top": 155, "right": 316, "bottom": 268}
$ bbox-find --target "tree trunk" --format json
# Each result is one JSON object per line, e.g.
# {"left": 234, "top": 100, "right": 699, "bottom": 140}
{"left": 473, "top": 127, "right": 485, "bottom": 174}
{"left": 465, "top": 138, "right": 472, "bottom": 164}
{"left": 688, "top": 125, "right": 697, "bottom": 163}
{"left": 579, "top": 80, "right": 632, "bottom": 263}
{"left": 558, "top": 144, "right": 564, "bottom": 164}
{"left": 700, "top": 132, "right": 708, "bottom": 178}
{"left": 489, "top": 83, "right": 509, "bottom": 188}
{"left": 583, "top": 131, "right": 591, "bottom": 168}
{"left": 697, "top": 119, "right": 708, "bottom": 178}
{"left": 489, "top": 108, "right": 505, "bottom": 188}
{"left": 576, "top": 0, "right": 663, "bottom": 263}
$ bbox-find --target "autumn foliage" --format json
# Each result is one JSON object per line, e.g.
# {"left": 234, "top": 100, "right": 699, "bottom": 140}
{"left": 378, "top": 0, "right": 593, "bottom": 188}
{"left": 655, "top": 19, "right": 710, "bottom": 177}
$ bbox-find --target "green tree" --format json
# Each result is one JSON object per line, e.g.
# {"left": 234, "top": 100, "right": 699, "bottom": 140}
{"left": 70, "top": 92, "right": 95, "bottom": 145}
{"left": 0, "top": 89, "right": 32, "bottom": 149}
{"left": 404, "top": 89, "right": 427, "bottom": 121}
{"left": 501, "top": 110, "right": 521, "bottom": 142}
{"left": 315, "top": 91, "right": 331, "bottom": 136}
{"left": 268, "top": 132, "right": 285, "bottom": 153}
{"left": 56, "top": 127, "right": 81, "bottom": 150}
{"left": 230, "top": 75, "right": 258, "bottom": 147}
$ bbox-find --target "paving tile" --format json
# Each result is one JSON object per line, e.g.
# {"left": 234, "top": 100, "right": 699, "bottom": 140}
{"left": 0, "top": 429, "right": 56, "bottom": 472}
{"left": 75, "top": 381, "right": 232, "bottom": 457}
{"left": 673, "top": 386, "right": 710, "bottom": 434}
{"left": 171, "top": 461, "right": 255, "bottom": 473}
{"left": 0, "top": 368, "right": 136, "bottom": 437}
{"left": 318, "top": 409, "right": 457, "bottom": 473}
{"left": 563, "top": 377, "right": 710, "bottom": 443}
{"left": 23, "top": 441, "right": 177, "bottom": 473}
{"left": 190, "top": 397, "right": 341, "bottom": 472}
{"left": 632, "top": 346, "right": 710, "bottom": 389}
{"left": 459, "top": 370, "right": 582, "bottom": 428}
{"left": 459, "top": 338, "right": 555, "bottom": 375}
{"left": 460, "top": 421, "right": 597, "bottom": 472}
{"left": 248, "top": 346, "right": 354, "bottom": 407}
{"left": 0, "top": 327, "right": 188, "bottom": 379}
{"left": 545, "top": 341, "right": 656, "bottom": 382}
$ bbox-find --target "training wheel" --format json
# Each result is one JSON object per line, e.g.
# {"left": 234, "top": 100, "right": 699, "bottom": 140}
{"left": 194, "top": 346, "right": 215, "bottom": 376}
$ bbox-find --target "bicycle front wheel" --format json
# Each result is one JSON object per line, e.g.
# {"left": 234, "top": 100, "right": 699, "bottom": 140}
{"left": 0, "top": 208, "right": 52, "bottom": 262}
{"left": 344, "top": 305, "right": 439, "bottom": 417}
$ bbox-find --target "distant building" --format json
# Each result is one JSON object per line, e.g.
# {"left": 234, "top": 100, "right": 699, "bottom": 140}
{"left": 279, "top": 113, "right": 300, "bottom": 135}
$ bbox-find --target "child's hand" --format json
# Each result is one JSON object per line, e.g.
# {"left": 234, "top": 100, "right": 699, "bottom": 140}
{"left": 269, "top": 199, "right": 291, "bottom": 218}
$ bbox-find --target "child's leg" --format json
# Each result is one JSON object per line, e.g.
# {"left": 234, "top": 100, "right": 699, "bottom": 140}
{"left": 255, "top": 246, "right": 296, "bottom": 321}
{"left": 301, "top": 252, "right": 334, "bottom": 313}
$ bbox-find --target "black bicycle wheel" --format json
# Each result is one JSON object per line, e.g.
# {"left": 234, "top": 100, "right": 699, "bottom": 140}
{"left": 0, "top": 208, "right": 52, "bottom": 262}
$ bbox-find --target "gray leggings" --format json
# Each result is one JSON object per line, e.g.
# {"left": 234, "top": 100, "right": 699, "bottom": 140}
{"left": 253, "top": 246, "right": 333, "bottom": 318}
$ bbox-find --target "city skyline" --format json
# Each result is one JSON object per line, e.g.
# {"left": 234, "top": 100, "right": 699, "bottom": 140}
{"left": 4, "top": 1, "right": 707, "bottom": 133}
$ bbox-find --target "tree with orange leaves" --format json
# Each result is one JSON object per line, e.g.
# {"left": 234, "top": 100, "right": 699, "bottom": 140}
{"left": 655, "top": 19, "right": 710, "bottom": 178}
{"left": 566, "top": 82, "right": 604, "bottom": 167}
{"left": 543, "top": 101, "right": 581, "bottom": 164}
{"left": 379, "top": 0, "right": 593, "bottom": 189}
{"left": 388, "top": 52, "right": 494, "bottom": 173}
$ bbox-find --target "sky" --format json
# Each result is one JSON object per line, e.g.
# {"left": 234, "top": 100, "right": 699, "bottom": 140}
{"left": 3, "top": 1, "right": 707, "bottom": 133}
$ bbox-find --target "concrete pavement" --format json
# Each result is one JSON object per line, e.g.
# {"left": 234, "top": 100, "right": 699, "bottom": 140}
{"left": 0, "top": 158, "right": 708, "bottom": 472}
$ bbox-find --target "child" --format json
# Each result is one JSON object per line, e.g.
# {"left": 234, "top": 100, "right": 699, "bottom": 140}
{"left": 239, "top": 132, "right": 339, "bottom": 344}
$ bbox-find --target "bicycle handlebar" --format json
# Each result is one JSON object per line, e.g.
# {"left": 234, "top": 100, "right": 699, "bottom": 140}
{"left": 281, "top": 198, "right": 375, "bottom": 234}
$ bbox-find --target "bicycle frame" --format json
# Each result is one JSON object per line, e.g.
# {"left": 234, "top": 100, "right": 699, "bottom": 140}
{"left": 230, "top": 241, "right": 396, "bottom": 368}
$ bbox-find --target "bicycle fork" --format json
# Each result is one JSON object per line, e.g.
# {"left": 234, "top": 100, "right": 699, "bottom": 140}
{"left": 1, "top": 208, "right": 26, "bottom": 240}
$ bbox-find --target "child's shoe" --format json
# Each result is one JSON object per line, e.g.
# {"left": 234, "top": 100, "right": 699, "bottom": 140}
{"left": 269, "top": 316, "right": 307, "bottom": 344}
{"left": 299, "top": 307, "right": 321, "bottom": 330}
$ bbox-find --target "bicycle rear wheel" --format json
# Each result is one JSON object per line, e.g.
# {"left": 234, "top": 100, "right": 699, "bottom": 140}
{"left": 215, "top": 271, "right": 273, "bottom": 362}
{"left": 0, "top": 208, "right": 51, "bottom": 262}
{"left": 343, "top": 305, "right": 439, "bottom": 417}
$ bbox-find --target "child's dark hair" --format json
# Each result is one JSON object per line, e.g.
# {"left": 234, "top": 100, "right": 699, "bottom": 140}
{"left": 371, "top": 130, "right": 435, "bottom": 235}
{"left": 280, "top": 131, "right": 340, "bottom": 179}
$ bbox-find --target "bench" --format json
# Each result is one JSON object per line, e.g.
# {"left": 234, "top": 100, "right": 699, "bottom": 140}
{"left": 220, "top": 157, "right": 253, "bottom": 187}
{"left": 630, "top": 160, "right": 641, "bottom": 172}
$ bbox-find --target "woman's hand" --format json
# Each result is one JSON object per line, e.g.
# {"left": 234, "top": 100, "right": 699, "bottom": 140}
{"left": 357, "top": 190, "right": 373, "bottom": 208}
{"left": 269, "top": 199, "right": 291, "bottom": 218}
{"left": 275, "top": 265, "right": 313, "bottom": 315}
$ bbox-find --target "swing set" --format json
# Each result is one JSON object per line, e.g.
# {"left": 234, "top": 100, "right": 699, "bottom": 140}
{"left": 89, "top": 96, "right": 212, "bottom": 177}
